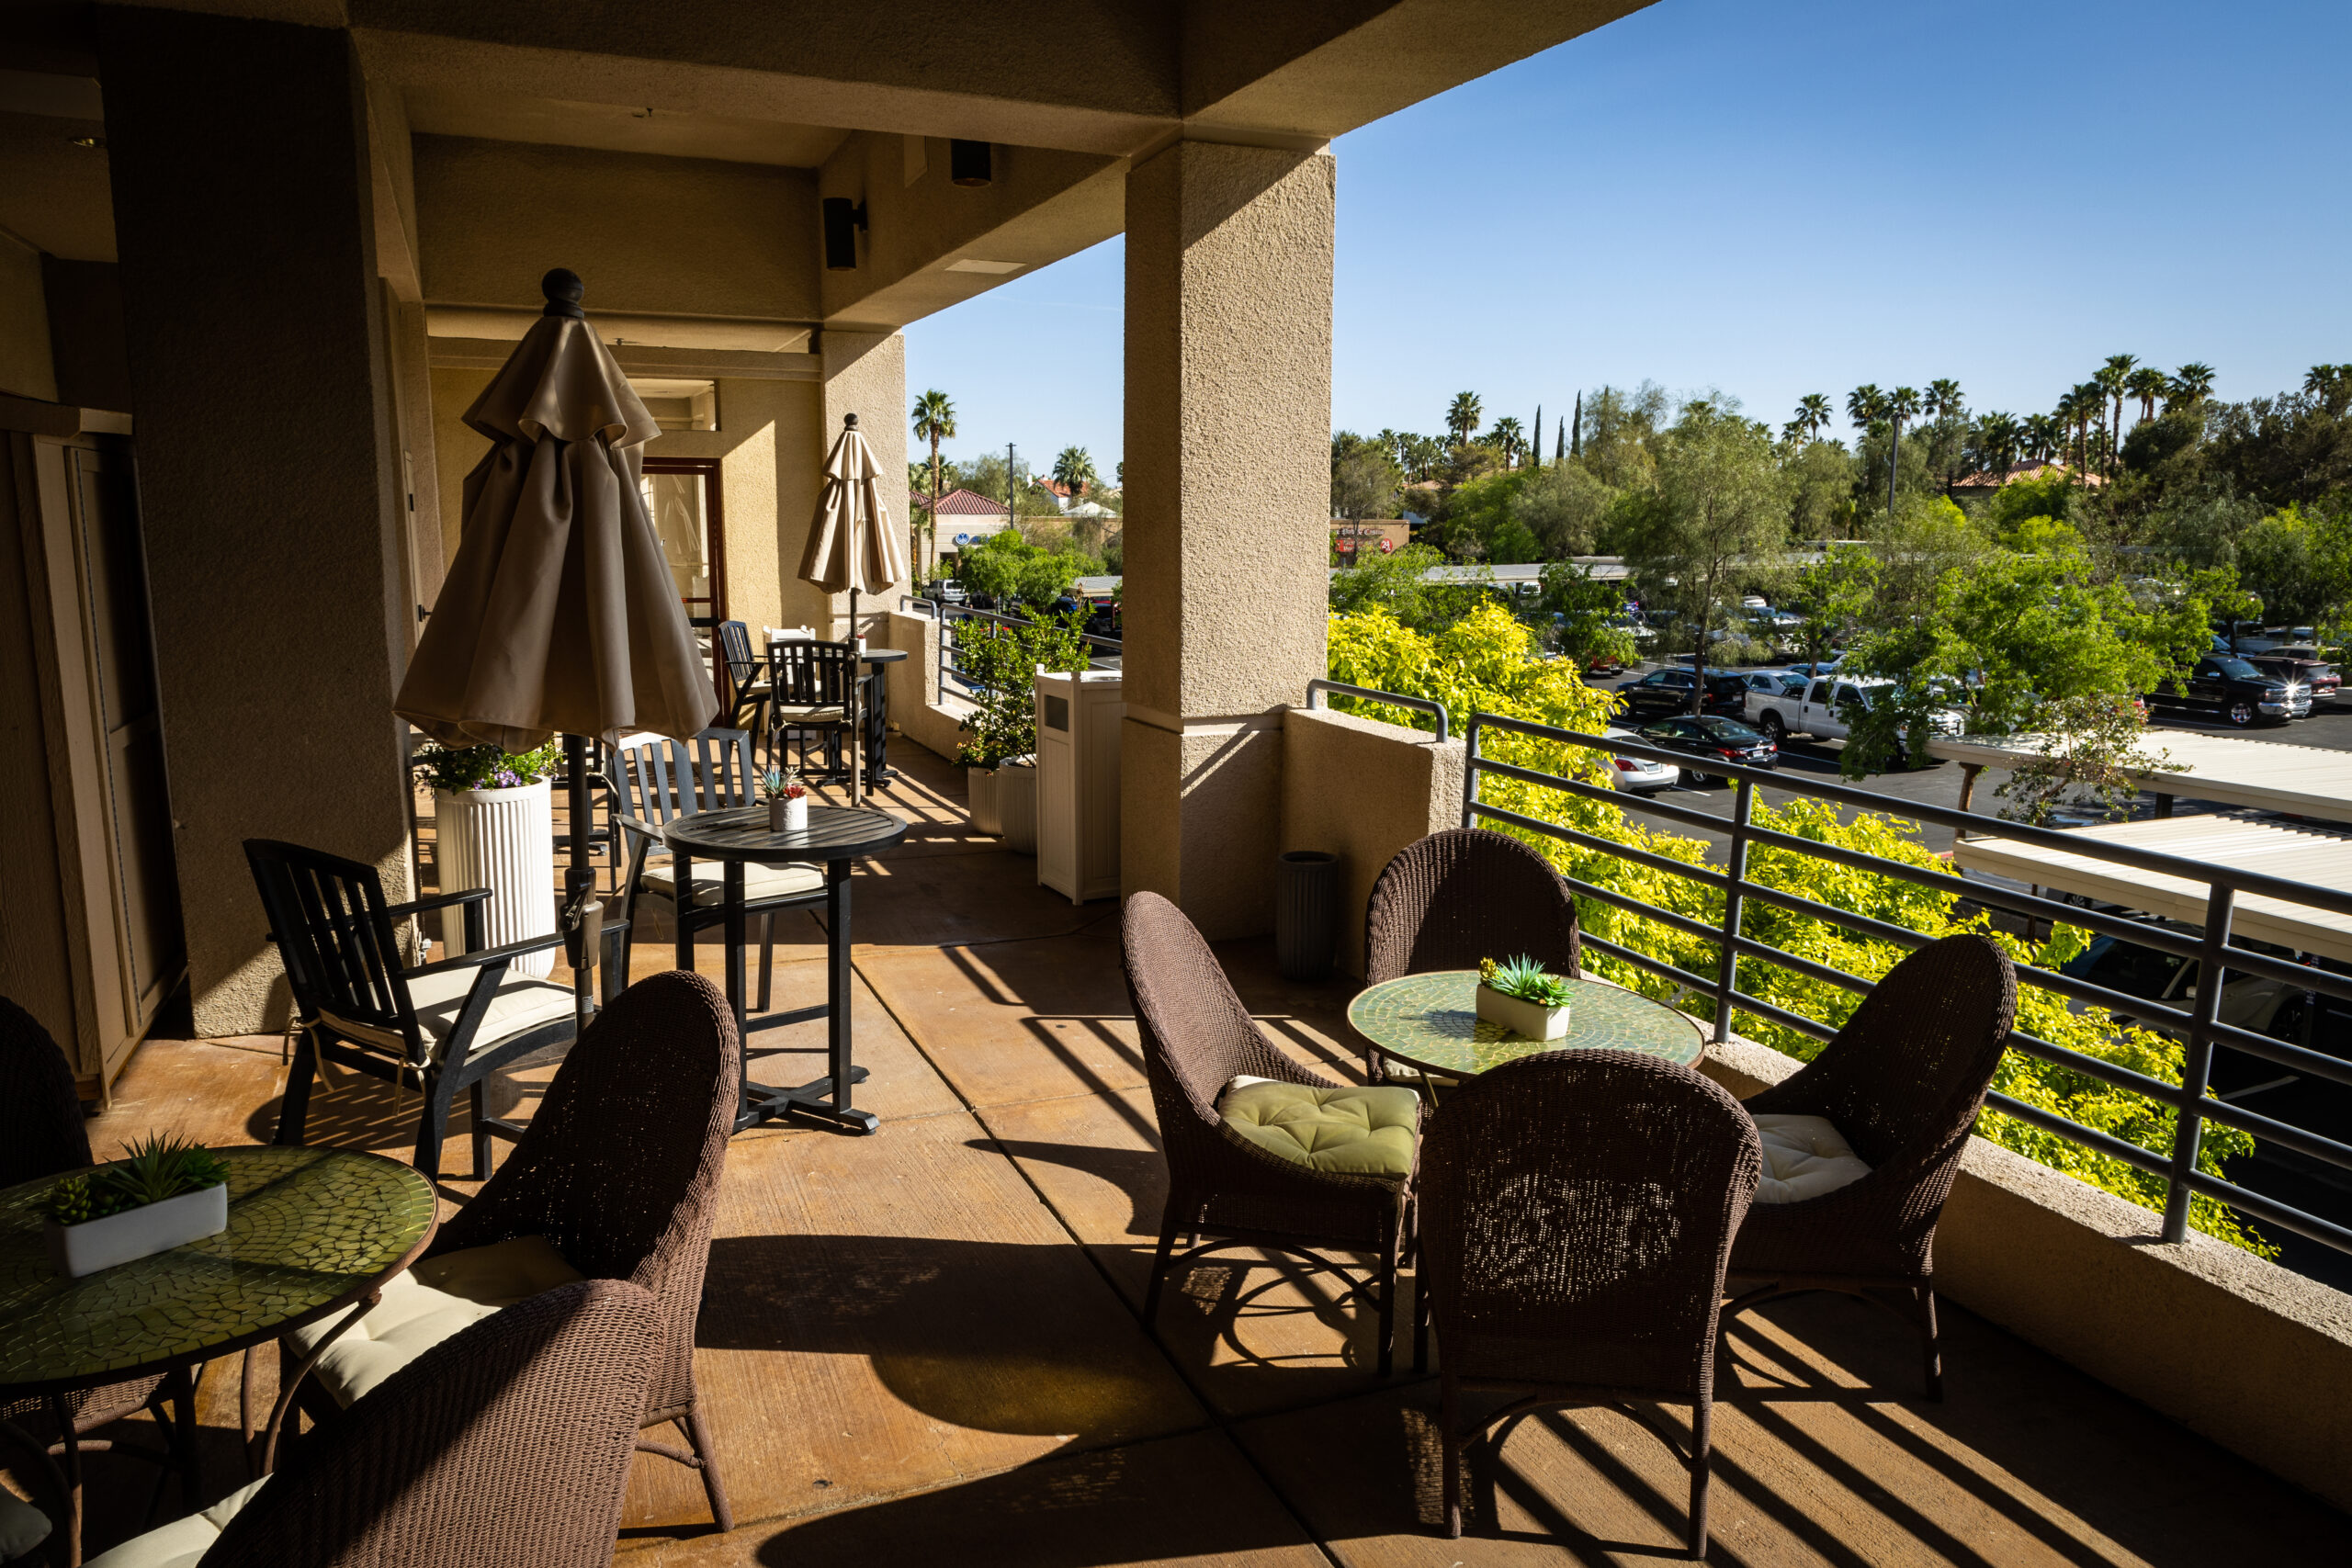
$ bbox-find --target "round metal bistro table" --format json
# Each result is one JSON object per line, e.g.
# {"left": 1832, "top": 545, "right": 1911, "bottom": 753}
{"left": 859, "top": 648, "right": 909, "bottom": 785}
{"left": 0, "top": 1145, "right": 436, "bottom": 1562}
{"left": 1347, "top": 971, "right": 1706, "bottom": 1098}
{"left": 663, "top": 803, "right": 908, "bottom": 1135}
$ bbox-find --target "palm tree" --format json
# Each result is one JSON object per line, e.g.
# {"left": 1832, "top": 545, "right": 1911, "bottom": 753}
{"left": 1486, "top": 416, "right": 1525, "bottom": 465}
{"left": 1846, "top": 384, "right": 1887, "bottom": 434}
{"left": 2305, "top": 365, "right": 2352, "bottom": 416}
{"left": 2167, "top": 362, "right": 2217, "bottom": 410}
{"left": 1924, "top": 378, "right": 1964, "bottom": 423}
{"left": 1970, "top": 412, "right": 2021, "bottom": 479}
{"left": 1883, "top": 387, "right": 1921, "bottom": 515}
{"left": 1793, "top": 392, "right": 1833, "bottom": 443}
{"left": 910, "top": 389, "right": 957, "bottom": 574}
{"left": 2021, "top": 412, "right": 2062, "bottom": 464}
{"left": 2056, "top": 386, "right": 2100, "bottom": 471}
{"left": 2125, "top": 366, "right": 2168, "bottom": 425}
{"left": 1051, "top": 445, "right": 1097, "bottom": 505}
{"left": 2094, "top": 355, "right": 2135, "bottom": 471}
{"left": 1445, "top": 391, "right": 1482, "bottom": 446}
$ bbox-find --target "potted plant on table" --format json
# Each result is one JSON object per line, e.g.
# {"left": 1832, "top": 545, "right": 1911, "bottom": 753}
{"left": 763, "top": 765, "right": 808, "bottom": 831}
{"left": 1476, "top": 954, "right": 1575, "bottom": 1042}
{"left": 43, "top": 1134, "right": 232, "bottom": 1279}
{"left": 412, "top": 739, "right": 564, "bottom": 978}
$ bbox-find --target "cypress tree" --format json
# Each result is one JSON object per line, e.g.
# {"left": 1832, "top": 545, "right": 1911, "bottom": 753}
{"left": 1570, "top": 390, "right": 1583, "bottom": 457}
{"left": 1532, "top": 404, "right": 1541, "bottom": 468}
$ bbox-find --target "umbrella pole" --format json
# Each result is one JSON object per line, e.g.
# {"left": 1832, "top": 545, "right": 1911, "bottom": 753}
{"left": 562, "top": 732, "right": 602, "bottom": 1028}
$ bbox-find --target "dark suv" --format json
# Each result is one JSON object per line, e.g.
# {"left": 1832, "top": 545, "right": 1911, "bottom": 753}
{"left": 2146, "top": 655, "right": 2310, "bottom": 727}
{"left": 1616, "top": 666, "right": 1748, "bottom": 719}
{"left": 2244, "top": 654, "right": 2340, "bottom": 705}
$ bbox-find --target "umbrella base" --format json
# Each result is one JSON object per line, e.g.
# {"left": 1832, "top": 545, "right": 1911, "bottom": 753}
{"left": 737, "top": 1067, "right": 876, "bottom": 1135}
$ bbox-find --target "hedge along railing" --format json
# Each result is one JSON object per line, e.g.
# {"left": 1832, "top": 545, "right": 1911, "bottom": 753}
{"left": 1459, "top": 713, "right": 2352, "bottom": 1256}
{"left": 900, "top": 597, "right": 1121, "bottom": 705}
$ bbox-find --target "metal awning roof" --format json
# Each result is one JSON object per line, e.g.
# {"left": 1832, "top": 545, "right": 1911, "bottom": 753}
{"left": 1951, "top": 815, "right": 2352, "bottom": 964}
{"left": 1928, "top": 730, "right": 2352, "bottom": 824}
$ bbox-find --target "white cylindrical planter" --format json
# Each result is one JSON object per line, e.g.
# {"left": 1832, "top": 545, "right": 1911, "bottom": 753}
{"left": 435, "top": 781, "right": 557, "bottom": 978}
{"left": 999, "top": 760, "right": 1038, "bottom": 854}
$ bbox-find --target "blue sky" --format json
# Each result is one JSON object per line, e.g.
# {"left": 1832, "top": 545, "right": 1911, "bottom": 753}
{"left": 905, "top": 0, "right": 2352, "bottom": 476}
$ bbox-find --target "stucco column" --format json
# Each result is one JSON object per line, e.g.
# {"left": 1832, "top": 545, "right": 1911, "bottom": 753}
{"left": 820, "top": 330, "right": 910, "bottom": 637}
{"left": 1120, "top": 141, "right": 1334, "bottom": 938}
{"left": 101, "top": 10, "right": 413, "bottom": 1033}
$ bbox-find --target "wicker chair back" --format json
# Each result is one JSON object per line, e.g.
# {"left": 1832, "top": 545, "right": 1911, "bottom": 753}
{"left": 0, "top": 996, "right": 93, "bottom": 1187}
{"left": 1365, "top": 829, "right": 1580, "bottom": 986}
{"left": 1419, "top": 1051, "right": 1761, "bottom": 1399}
{"left": 209, "top": 1279, "right": 659, "bottom": 1568}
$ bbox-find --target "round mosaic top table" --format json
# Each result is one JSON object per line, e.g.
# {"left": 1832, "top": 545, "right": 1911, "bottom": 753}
{"left": 1347, "top": 971, "right": 1707, "bottom": 1081}
{"left": 0, "top": 1145, "right": 437, "bottom": 1396}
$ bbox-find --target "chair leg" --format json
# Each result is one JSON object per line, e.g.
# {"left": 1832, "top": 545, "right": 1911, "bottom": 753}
{"left": 1141, "top": 1201, "right": 1183, "bottom": 1328}
{"left": 413, "top": 1069, "right": 460, "bottom": 1182}
{"left": 469, "top": 1078, "right": 494, "bottom": 1180}
{"left": 274, "top": 1034, "right": 318, "bottom": 1146}
{"left": 681, "top": 1404, "right": 735, "bottom": 1534}
{"left": 1440, "top": 1373, "right": 1464, "bottom": 1539}
{"left": 1687, "top": 1394, "right": 1712, "bottom": 1559}
{"left": 1917, "top": 1283, "right": 1944, "bottom": 1402}
{"left": 756, "top": 912, "right": 775, "bottom": 1013}
{"left": 1375, "top": 1220, "right": 1399, "bottom": 1378}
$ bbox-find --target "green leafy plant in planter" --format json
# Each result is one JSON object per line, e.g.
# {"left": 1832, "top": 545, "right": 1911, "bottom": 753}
{"left": 955, "top": 612, "right": 1090, "bottom": 768}
{"left": 411, "top": 740, "right": 564, "bottom": 793}
{"left": 43, "top": 1134, "right": 231, "bottom": 1226}
{"left": 1478, "top": 953, "right": 1574, "bottom": 1008}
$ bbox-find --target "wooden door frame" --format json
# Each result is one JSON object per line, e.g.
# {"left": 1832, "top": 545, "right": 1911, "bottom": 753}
{"left": 641, "top": 457, "right": 728, "bottom": 628}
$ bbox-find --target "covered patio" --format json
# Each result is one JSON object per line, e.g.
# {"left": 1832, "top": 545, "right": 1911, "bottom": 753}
{"left": 49, "top": 743, "right": 2352, "bottom": 1565}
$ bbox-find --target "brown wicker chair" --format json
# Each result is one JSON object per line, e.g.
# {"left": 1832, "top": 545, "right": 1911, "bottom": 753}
{"left": 1724, "top": 932, "right": 2018, "bottom": 1400}
{"left": 279, "top": 970, "right": 741, "bottom": 1531}
{"left": 1417, "top": 1051, "right": 1761, "bottom": 1554}
{"left": 0, "top": 996, "right": 201, "bottom": 1557}
{"left": 91, "top": 1279, "right": 659, "bottom": 1568}
{"left": 1363, "top": 829, "right": 1581, "bottom": 1079}
{"left": 1123, "top": 891, "right": 1419, "bottom": 1376}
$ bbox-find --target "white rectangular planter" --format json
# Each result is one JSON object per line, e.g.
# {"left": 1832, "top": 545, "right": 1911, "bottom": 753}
{"left": 44, "top": 1181, "right": 228, "bottom": 1279}
{"left": 1476, "top": 985, "right": 1571, "bottom": 1042}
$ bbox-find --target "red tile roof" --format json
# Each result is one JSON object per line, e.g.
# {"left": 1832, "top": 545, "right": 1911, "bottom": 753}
{"left": 920, "top": 487, "right": 1016, "bottom": 516}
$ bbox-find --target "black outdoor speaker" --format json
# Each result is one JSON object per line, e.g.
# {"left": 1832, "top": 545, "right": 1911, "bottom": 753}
{"left": 950, "top": 139, "right": 993, "bottom": 186}
{"left": 822, "top": 197, "right": 866, "bottom": 270}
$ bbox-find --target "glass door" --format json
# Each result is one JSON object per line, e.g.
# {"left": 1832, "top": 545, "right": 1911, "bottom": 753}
{"left": 640, "top": 457, "right": 728, "bottom": 700}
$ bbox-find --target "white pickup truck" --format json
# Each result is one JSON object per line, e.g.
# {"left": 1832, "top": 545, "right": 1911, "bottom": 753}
{"left": 1749, "top": 676, "right": 1965, "bottom": 747}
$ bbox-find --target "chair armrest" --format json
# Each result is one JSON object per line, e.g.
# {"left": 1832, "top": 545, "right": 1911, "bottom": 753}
{"left": 382, "top": 887, "right": 492, "bottom": 919}
{"left": 611, "top": 812, "right": 668, "bottom": 844}
{"left": 405, "top": 932, "right": 567, "bottom": 976}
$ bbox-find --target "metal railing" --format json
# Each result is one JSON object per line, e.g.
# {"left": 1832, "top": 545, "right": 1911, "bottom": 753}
{"left": 913, "top": 600, "right": 1122, "bottom": 706}
{"left": 1455, "top": 713, "right": 2352, "bottom": 1255}
{"left": 1306, "top": 678, "right": 1451, "bottom": 741}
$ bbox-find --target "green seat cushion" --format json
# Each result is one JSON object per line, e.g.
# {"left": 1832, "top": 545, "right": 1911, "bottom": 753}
{"left": 1216, "top": 1079, "right": 1419, "bottom": 1179}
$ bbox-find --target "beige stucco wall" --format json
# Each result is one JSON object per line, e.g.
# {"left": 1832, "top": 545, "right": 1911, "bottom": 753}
{"left": 1703, "top": 1032, "right": 2352, "bottom": 1515}
{"left": 413, "top": 135, "right": 818, "bottom": 320}
{"left": 1280, "top": 705, "right": 1464, "bottom": 978}
{"left": 820, "top": 331, "right": 911, "bottom": 636}
{"left": 0, "top": 231, "right": 58, "bottom": 403}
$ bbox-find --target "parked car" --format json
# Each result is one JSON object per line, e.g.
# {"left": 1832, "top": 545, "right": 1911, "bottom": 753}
{"left": 1615, "top": 666, "right": 1749, "bottom": 719}
{"left": 2060, "top": 919, "right": 2338, "bottom": 1066}
{"left": 1748, "top": 676, "right": 1965, "bottom": 749}
{"left": 1634, "top": 715, "right": 1779, "bottom": 787}
{"left": 2244, "top": 654, "right": 2340, "bottom": 705}
{"left": 2145, "top": 655, "right": 2310, "bottom": 727}
{"left": 1602, "top": 727, "right": 1678, "bottom": 795}
{"left": 1741, "top": 669, "right": 1808, "bottom": 701}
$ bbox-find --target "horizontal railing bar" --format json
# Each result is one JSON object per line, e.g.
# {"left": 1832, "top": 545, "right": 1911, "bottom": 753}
{"left": 2204, "top": 945, "right": 2352, "bottom": 1008}
{"left": 2001, "top": 1029, "right": 2193, "bottom": 1102}
{"left": 2177, "top": 1168, "right": 2352, "bottom": 1254}
{"left": 1725, "top": 934, "right": 1872, "bottom": 995}
{"left": 1479, "top": 804, "right": 1736, "bottom": 894}
{"left": 2008, "top": 963, "right": 2199, "bottom": 1033}
{"left": 1306, "top": 679, "right": 1450, "bottom": 742}
{"left": 1555, "top": 874, "right": 1726, "bottom": 946}
{"left": 1470, "top": 757, "right": 1739, "bottom": 837}
{"left": 1576, "top": 932, "right": 1723, "bottom": 998}
{"left": 1724, "top": 989, "right": 1838, "bottom": 1042}
{"left": 2180, "top": 1093, "right": 2352, "bottom": 1168}
{"left": 1928, "top": 878, "right": 2208, "bottom": 962}
{"left": 1724, "top": 878, "right": 1935, "bottom": 952}
{"left": 1466, "top": 716, "right": 2352, "bottom": 918}
{"left": 1981, "top": 1093, "right": 2176, "bottom": 1177}
{"left": 2199, "top": 1018, "right": 2352, "bottom": 1088}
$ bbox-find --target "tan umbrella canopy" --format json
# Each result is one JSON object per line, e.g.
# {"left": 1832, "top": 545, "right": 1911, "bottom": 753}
{"left": 397, "top": 269, "right": 714, "bottom": 750}
{"left": 395, "top": 267, "right": 715, "bottom": 1018}
{"left": 797, "top": 412, "right": 908, "bottom": 634}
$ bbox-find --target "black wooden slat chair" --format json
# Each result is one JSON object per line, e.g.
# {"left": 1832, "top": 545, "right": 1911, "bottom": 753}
{"left": 246, "top": 840, "right": 617, "bottom": 1182}
{"left": 607, "top": 728, "right": 827, "bottom": 1012}
{"left": 716, "top": 620, "right": 770, "bottom": 743}
{"left": 767, "top": 637, "right": 864, "bottom": 800}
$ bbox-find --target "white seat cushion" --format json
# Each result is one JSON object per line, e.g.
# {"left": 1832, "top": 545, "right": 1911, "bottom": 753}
{"left": 287, "top": 1236, "right": 584, "bottom": 1409}
{"left": 322, "top": 966, "right": 576, "bottom": 1064}
{"left": 1, "top": 1487, "right": 51, "bottom": 1562}
{"left": 772, "top": 704, "right": 846, "bottom": 722}
{"left": 641, "top": 858, "right": 825, "bottom": 907}
{"left": 1750, "top": 1113, "right": 1872, "bottom": 1204}
{"left": 84, "top": 1477, "right": 268, "bottom": 1568}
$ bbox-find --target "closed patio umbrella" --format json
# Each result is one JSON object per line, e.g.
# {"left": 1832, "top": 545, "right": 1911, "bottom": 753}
{"left": 796, "top": 412, "right": 906, "bottom": 801}
{"left": 396, "top": 267, "right": 715, "bottom": 1021}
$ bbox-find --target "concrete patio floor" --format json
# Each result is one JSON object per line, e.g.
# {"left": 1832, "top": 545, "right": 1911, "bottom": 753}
{"left": 32, "top": 740, "right": 2352, "bottom": 1565}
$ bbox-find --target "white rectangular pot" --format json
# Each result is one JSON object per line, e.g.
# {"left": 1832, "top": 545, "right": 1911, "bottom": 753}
{"left": 45, "top": 1181, "right": 229, "bottom": 1279}
{"left": 1476, "top": 984, "right": 1571, "bottom": 1042}
{"left": 999, "top": 760, "right": 1038, "bottom": 855}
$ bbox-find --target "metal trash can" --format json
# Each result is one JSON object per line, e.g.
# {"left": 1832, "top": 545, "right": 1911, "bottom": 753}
{"left": 1275, "top": 850, "right": 1340, "bottom": 982}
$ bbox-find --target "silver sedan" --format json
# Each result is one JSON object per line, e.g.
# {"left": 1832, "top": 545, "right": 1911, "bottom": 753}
{"left": 1604, "top": 728, "right": 1678, "bottom": 794}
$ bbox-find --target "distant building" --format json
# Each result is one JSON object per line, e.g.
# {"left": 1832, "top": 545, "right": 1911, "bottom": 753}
{"left": 921, "top": 487, "right": 1017, "bottom": 554}
{"left": 1949, "top": 460, "right": 2106, "bottom": 499}
{"left": 1330, "top": 520, "right": 1410, "bottom": 561}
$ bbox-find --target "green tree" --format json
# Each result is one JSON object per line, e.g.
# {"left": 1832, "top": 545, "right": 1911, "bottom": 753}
{"left": 2125, "top": 365, "right": 2169, "bottom": 425}
{"left": 1536, "top": 559, "right": 1638, "bottom": 669}
{"left": 1050, "top": 445, "right": 1097, "bottom": 502}
{"left": 1330, "top": 432, "right": 1403, "bottom": 520}
{"left": 1613, "top": 402, "right": 1792, "bottom": 710}
{"left": 2167, "top": 362, "right": 2217, "bottom": 410}
{"left": 1792, "top": 392, "right": 1834, "bottom": 444}
{"left": 1781, "top": 543, "right": 1880, "bottom": 666}
{"left": 1326, "top": 541, "right": 1492, "bottom": 634}
{"left": 910, "top": 388, "right": 957, "bottom": 573}
{"left": 1782, "top": 435, "right": 1857, "bottom": 539}
{"left": 1445, "top": 390, "right": 1482, "bottom": 446}
{"left": 2236, "top": 503, "right": 2352, "bottom": 627}
{"left": 1511, "top": 460, "right": 1618, "bottom": 557}
{"left": 1485, "top": 416, "right": 1526, "bottom": 466}
{"left": 2095, "top": 355, "right": 2138, "bottom": 470}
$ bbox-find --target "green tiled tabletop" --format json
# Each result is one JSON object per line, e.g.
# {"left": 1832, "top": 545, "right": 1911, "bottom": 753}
{"left": 0, "top": 1145, "right": 436, "bottom": 1394}
{"left": 1347, "top": 970, "right": 1706, "bottom": 1078}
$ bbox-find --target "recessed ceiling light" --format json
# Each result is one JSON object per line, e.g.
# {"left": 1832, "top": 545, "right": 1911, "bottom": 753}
{"left": 945, "top": 258, "right": 1023, "bottom": 276}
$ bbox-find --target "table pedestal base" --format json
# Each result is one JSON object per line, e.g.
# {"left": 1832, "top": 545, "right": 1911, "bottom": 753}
{"left": 738, "top": 1067, "right": 876, "bottom": 1134}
